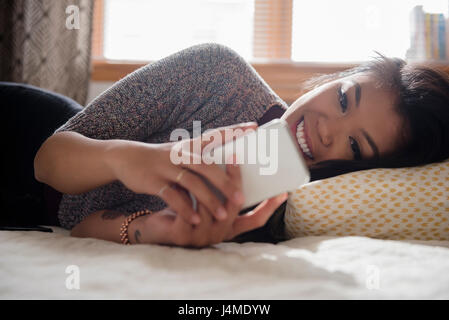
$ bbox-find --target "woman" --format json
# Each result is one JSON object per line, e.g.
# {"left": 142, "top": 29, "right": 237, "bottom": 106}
{"left": 34, "top": 43, "right": 449, "bottom": 247}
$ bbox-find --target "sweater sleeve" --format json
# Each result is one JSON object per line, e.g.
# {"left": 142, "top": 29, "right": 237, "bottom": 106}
{"left": 54, "top": 43, "right": 287, "bottom": 141}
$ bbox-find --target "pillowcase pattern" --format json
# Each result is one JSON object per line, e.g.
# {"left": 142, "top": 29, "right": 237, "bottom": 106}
{"left": 285, "top": 159, "right": 449, "bottom": 240}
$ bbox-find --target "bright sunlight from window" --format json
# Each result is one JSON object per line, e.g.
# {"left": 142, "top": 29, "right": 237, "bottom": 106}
{"left": 103, "top": 0, "right": 448, "bottom": 62}
{"left": 103, "top": 0, "right": 254, "bottom": 61}
{"left": 292, "top": 0, "right": 448, "bottom": 62}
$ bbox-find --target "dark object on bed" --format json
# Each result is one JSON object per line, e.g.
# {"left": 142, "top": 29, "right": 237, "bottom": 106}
{"left": 0, "top": 82, "right": 82, "bottom": 228}
{"left": 0, "top": 225, "right": 53, "bottom": 232}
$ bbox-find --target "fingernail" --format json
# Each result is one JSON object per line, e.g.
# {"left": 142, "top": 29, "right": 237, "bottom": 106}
{"left": 216, "top": 206, "right": 227, "bottom": 220}
{"left": 233, "top": 191, "right": 244, "bottom": 204}
{"left": 191, "top": 214, "right": 201, "bottom": 225}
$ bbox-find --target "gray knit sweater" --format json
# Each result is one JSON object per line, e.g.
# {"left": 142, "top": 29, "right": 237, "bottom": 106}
{"left": 54, "top": 43, "right": 288, "bottom": 230}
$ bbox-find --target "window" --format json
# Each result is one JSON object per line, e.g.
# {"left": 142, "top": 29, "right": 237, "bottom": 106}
{"left": 96, "top": 0, "right": 449, "bottom": 63}
{"left": 96, "top": 0, "right": 293, "bottom": 61}
{"left": 102, "top": 0, "right": 255, "bottom": 61}
{"left": 92, "top": 0, "right": 449, "bottom": 104}
{"left": 292, "top": 0, "right": 448, "bottom": 62}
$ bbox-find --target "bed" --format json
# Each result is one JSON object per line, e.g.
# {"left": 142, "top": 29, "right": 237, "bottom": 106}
{"left": 2, "top": 76, "right": 449, "bottom": 300}
{"left": 1, "top": 226, "right": 449, "bottom": 299}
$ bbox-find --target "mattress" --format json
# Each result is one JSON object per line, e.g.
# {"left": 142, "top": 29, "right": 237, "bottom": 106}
{"left": 1, "top": 226, "right": 449, "bottom": 299}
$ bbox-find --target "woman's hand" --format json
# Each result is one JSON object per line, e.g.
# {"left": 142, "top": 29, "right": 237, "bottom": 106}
{"left": 128, "top": 158, "right": 289, "bottom": 248}
{"left": 106, "top": 122, "right": 258, "bottom": 225}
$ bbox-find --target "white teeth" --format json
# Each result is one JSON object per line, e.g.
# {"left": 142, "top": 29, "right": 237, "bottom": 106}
{"left": 296, "top": 119, "right": 313, "bottom": 159}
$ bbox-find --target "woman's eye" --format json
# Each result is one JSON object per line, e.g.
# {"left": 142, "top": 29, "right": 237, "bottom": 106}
{"left": 338, "top": 85, "right": 360, "bottom": 160}
{"left": 350, "top": 137, "right": 362, "bottom": 160}
{"left": 338, "top": 86, "right": 348, "bottom": 113}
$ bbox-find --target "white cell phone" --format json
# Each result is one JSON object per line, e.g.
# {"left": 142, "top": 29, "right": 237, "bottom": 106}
{"left": 190, "top": 118, "right": 310, "bottom": 210}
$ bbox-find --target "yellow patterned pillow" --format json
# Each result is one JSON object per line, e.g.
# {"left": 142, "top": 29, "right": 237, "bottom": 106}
{"left": 285, "top": 159, "right": 449, "bottom": 241}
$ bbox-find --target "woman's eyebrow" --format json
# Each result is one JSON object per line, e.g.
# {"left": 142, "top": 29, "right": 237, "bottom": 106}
{"left": 350, "top": 80, "right": 380, "bottom": 159}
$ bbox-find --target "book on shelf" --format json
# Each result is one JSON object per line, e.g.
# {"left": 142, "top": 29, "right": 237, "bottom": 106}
{"left": 425, "top": 13, "right": 432, "bottom": 59}
{"left": 407, "top": 5, "right": 448, "bottom": 62}
{"left": 438, "top": 13, "right": 446, "bottom": 60}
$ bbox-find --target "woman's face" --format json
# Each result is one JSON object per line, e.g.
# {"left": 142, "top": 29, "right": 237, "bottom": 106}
{"left": 281, "top": 73, "right": 406, "bottom": 167}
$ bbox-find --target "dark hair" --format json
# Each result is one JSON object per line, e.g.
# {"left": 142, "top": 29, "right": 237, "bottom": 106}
{"left": 301, "top": 53, "right": 449, "bottom": 181}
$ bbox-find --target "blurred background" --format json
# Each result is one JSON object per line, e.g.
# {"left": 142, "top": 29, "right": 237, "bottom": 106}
{"left": 2, "top": 0, "right": 449, "bottom": 106}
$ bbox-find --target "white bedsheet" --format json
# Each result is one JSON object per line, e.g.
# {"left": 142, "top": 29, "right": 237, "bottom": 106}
{"left": 1, "top": 226, "right": 449, "bottom": 299}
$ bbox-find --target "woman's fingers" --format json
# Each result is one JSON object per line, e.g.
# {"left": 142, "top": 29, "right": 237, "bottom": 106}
{"left": 181, "top": 161, "right": 243, "bottom": 207}
{"left": 174, "top": 168, "right": 228, "bottom": 221}
{"left": 178, "top": 122, "right": 257, "bottom": 207}
{"left": 157, "top": 182, "right": 201, "bottom": 225}
{"left": 166, "top": 150, "right": 233, "bottom": 221}
{"left": 156, "top": 122, "right": 259, "bottom": 244}
{"left": 179, "top": 154, "right": 244, "bottom": 247}
{"left": 172, "top": 158, "right": 242, "bottom": 246}
{"left": 176, "top": 122, "right": 258, "bottom": 157}
{"left": 200, "top": 122, "right": 258, "bottom": 150}
{"left": 191, "top": 203, "right": 214, "bottom": 247}
{"left": 208, "top": 157, "right": 244, "bottom": 242}
{"left": 228, "top": 192, "right": 289, "bottom": 240}
{"left": 223, "top": 155, "right": 244, "bottom": 218}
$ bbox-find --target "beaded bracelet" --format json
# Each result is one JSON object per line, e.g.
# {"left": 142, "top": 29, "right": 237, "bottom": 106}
{"left": 119, "top": 209, "right": 152, "bottom": 245}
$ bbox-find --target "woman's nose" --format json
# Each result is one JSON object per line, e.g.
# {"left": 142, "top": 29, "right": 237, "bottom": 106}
{"left": 318, "top": 117, "right": 333, "bottom": 147}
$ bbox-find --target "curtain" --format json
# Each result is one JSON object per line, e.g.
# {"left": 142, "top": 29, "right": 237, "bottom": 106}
{"left": 0, "top": 0, "right": 93, "bottom": 105}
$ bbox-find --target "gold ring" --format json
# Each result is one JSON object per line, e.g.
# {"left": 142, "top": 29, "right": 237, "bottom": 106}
{"left": 158, "top": 184, "right": 170, "bottom": 196}
{"left": 175, "top": 169, "right": 188, "bottom": 183}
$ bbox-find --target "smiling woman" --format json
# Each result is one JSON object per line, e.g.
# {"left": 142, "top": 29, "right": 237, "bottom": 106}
{"left": 284, "top": 73, "right": 404, "bottom": 164}
{"left": 34, "top": 43, "right": 449, "bottom": 247}
{"left": 290, "top": 53, "right": 449, "bottom": 181}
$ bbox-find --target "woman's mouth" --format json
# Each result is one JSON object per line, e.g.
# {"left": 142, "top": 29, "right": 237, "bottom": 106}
{"left": 294, "top": 117, "right": 314, "bottom": 160}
